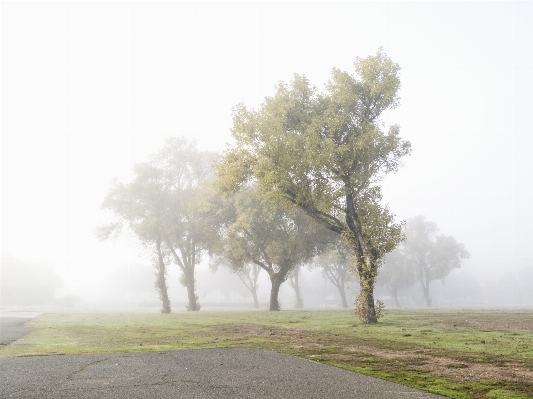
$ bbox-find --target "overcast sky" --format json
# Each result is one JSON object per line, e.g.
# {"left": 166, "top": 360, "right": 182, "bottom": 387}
{"left": 2, "top": 1, "right": 532, "bottom": 296}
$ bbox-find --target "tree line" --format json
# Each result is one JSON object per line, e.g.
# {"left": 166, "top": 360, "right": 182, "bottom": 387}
{"left": 97, "top": 50, "right": 468, "bottom": 323}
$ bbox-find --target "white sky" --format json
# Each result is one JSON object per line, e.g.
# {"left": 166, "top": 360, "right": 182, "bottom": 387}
{"left": 2, "top": 1, "right": 532, "bottom": 296}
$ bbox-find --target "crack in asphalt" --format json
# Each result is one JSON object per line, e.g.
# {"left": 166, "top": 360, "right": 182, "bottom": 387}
{"left": 65, "top": 356, "right": 111, "bottom": 381}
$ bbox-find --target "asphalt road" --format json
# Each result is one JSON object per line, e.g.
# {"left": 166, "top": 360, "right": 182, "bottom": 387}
{"left": 0, "top": 317, "right": 34, "bottom": 345}
{"left": 0, "top": 348, "right": 446, "bottom": 399}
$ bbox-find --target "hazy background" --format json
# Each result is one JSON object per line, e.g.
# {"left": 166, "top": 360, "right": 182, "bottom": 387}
{"left": 2, "top": 2, "right": 532, "bottom": 309}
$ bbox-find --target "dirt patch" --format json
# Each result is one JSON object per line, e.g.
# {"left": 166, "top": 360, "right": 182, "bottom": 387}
{"left": 215, "top": 324, "right": 310, "bottom": 338}
{"left": 429, "top": 311, "right": 533, "bottom": 332}
{"left": 209, "top": 323, "right": 533, "bottom": 386}
{"left": 333, "top": 344, "right": 533, "bottom": 384}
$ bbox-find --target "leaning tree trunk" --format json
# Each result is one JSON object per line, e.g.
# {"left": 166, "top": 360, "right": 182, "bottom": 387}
{"left": 155, "top": 238, "right": 171, "bottom": 314}
{"left": 346, "top": 209, "right": 378, "bottom": 323}
{"left": 345, "top": 196, "right": 378, "bottom": 323}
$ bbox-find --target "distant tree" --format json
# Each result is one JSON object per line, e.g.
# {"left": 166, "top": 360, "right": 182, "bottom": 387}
{"left": 314, "top": 246, "right": 354, "bottom": 308}
{"left": 288, "top": 264, "right": 304, "bottom": 308}
{"left": 377, "top": 247, "right": 415, "bottom": 307}
{"left": 210, "top": 259, "right": 262, "bottom": 309}
{"left": 403, "top": 216, "right": 470, "bottom": 307}
{"left": 235, "top": 263, "right": 262, "bottom": 308}
{"left": 97, "top": 161, "right": 173, "bottom": 313}
{"left": 98, "top": 137, "right": 218, "bottom": 312}
{"left": 216, "top": 189, "right": 325, "bottom": 311}
{"left": 215, "top": 50, "right": 410, "bottom": 323}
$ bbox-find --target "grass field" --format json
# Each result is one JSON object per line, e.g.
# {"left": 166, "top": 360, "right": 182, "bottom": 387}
{"left": 2, "top": 309, "right": 532, "bottom": 398}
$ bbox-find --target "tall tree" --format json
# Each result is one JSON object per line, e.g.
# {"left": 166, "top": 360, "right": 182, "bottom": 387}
{"left": 96, "top": 162, "right": 174, "bottom": 313}
{"left": 403, "top": 216, "right": 470, "bottom": 307}
{"left": 98, "top": 137, "right": 218, "bottom": 312}
{"left": 216, "top": 50, "right": 410, "bottom": 322}
{"left": 218, "top": 189, "right": 325, "bottom": 311}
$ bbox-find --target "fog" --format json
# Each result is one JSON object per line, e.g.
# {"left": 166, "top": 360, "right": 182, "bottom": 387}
{"left": 2, "top": 2, "right": 532, "bottom": 310}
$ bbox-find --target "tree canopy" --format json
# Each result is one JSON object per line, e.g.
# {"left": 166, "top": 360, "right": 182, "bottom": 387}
{"left": 378, "top": 247, "right": 415, "bottom": 307}
{"left": 216, "top": 49, "right": 410, "bottom": 322}
{"left": 394, "top": 215, "right": 470, "bottom": 307}
{"left": 97, "top": 137, "right": 218, "bottom": 312}
{"left": 215, "top": 188, "right": 329, "bottom": 311}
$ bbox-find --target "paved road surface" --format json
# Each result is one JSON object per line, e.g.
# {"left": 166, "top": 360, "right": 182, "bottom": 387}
{"left": 0, "top": 348, "right": 446, "bottom": 398}
{"left": 0, "top": 311, "right": 41, "bottom": 345}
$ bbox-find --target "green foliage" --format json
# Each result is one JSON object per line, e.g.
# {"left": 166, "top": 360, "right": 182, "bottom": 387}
{"left": 215, "top": 188, "right": 329, "bottom": 310}
{"left": 97, "top": 136, "right": 218, "bottom": 312}
{"left": 216, "top": 49, "right": 411, "bottom": 323}
{"left": 377, "top": 216, "right": 469, "bottom": 307}
{"left": 403, "top": 216, "right": 470, "bottom": 306}
{"left": 374, "top": 300, "right": 386, "bottom": 319}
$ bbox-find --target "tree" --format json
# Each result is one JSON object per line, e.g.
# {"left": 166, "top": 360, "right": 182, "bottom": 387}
{"left": 287, "top": 264, "right": 304, "bottom": 308}
{"left": 234, "top": 263, "right": 262, "bottom": 308}
{"left": 217, "top": 189, "right": 325, "bottom": 311}
{"left": 98, "top": 137, "right": 218, "bottom": 312}
{"left": 210, "top": 259, "right": 262, "bottom": 309}
{"left": 403, "top": 216, "right": 470, "bottom": 307}
{"left": 96, "top": 162, "right": 173, "bottom": 313}
{"left": 377, "top": 247, "right": 415, "bottom": 307}
{"left": 216, "top": 50, "right": 410, "bottom": 322}
{"left": 314, "top": 246, "right": 354, "bottom": 308}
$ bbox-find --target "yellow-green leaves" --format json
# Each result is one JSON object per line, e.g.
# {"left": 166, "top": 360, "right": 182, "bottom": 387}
{"left": 216, "top": 50, "right": 411, "bottom": 322}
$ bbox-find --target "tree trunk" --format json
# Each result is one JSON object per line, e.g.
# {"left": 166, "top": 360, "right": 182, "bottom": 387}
{"left": 185, "top": 267, "right": 200, "bottom": 311}
{"left": 354, "top": 265, "right": 378, "bottom": 322}
{"left": 155, "top": 238, "right": 171, "bottom": 314}
{"left": 251, "top": 289, "right": 259, "bottom": 309}
{"left": 236, "top": 265, "right": 261, "bottom": 309}
{"left": 269, "top": 275, "right": 283, "bottom": 311}
{"left": 391, "top": 286, "right": 400, "bottom": 308}
{"left": 351, "top": 251, "right": 379, "bottom": 323}
{"left": 291, "top": 268, "right": 304, "bottom": 309}
{"left": 345, "top": 191, "right": 378, "bottom": 323}
{"left": 359, "top": 278, "right": 378, "bottom": 323}
{"left": 423, "top": 275, "right": 432, "bottom": 307}
{"left": 339, "top": 280, "right": 348, "bottom": 309}
{"left": 355, "top": 264, "right": 378, "bottom": 323}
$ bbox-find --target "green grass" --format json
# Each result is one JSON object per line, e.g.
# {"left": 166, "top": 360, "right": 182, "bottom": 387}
{"left": 2, "top": 309, "right": 532, "bottom": 398}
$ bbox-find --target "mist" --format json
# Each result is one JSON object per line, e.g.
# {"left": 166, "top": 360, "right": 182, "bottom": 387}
{"left": 2, "top": 2, "right": 532, "bottom": 311}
